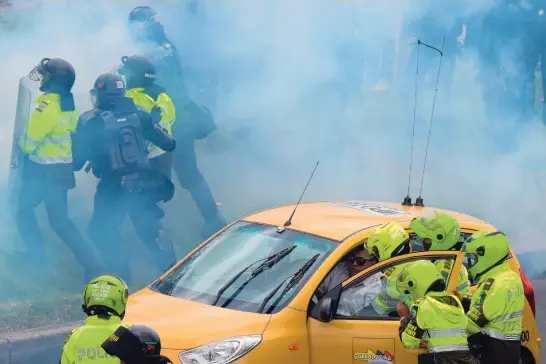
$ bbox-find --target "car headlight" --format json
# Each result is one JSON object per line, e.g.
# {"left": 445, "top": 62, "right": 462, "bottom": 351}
{"left": 178, "top": 335, "right": 262, "bottom": 364}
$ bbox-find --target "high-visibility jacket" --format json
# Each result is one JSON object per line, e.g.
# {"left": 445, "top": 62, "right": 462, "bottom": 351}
{"left": 467, "top": 261, "right": 524, "bottom": 341}
{"left": 436, "top": 259, "right": 472, "bottom": 299}
{"left": 60, "top": 315, "right": 126, "bottom": 364}
{"left": 400, "top": 292, "right": 477, "bottom": 363}
{"left": 126, "top": 86, "right": 176, "bottom": 159}
{"left": 19, "top": 93, "right": 77, "bottom": 164}
{"left": 372, "top": 263, "right": 412, "bottom": 315}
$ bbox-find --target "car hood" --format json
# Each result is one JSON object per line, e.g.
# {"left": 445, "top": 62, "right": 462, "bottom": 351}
{"left": 123, "top": 288, "right": 272, "bottom": 350}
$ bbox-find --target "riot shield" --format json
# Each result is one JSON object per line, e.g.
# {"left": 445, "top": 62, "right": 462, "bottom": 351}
{"left": 8, "top": 76, "right": 34, "bottom": 211}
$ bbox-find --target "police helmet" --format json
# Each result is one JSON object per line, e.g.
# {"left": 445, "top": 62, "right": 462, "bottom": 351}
{"left": 129, "top": 5, "right": 158, "bottom": 23}
{"left": 90, "top": 73, "right": 126, "bottom": 108}
{"left": 464, "top": 230, "right": 511, "bottom": 283}
{"left": 102, "top": 325, "right": 172, "bottom": 364}
{"left": 29, "top": 58, "right": 76, "bottom": 93}
{"left": 119, "top": 55, "right": 156, "bottom": 89}
{"left": 82, "top": 274, "right": 129, "bottom": 318}
{"left": 410, "top": 211, "right": 461, "bottom": 251}
{"left": 365, "top": 222, "right": 411, "bottom": 262}
{"left": 396, "top": 260, "right": 445, "bottom": 301}
{"left": 128, "top": 6, "right": 165, "bottom": 42}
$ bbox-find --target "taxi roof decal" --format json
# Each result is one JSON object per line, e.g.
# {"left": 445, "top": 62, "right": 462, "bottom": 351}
{"left": 327, "top": 201, "right": 409, "bottom": 216}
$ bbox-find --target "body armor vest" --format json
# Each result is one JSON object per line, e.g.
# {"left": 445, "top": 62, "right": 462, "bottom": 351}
{"left": 99, "top": 110, "right": 150, "bottom": 176}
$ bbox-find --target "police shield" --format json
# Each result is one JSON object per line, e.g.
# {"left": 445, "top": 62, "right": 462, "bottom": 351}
{"left": 8, "top": 76, "right": 34, "bottom": 210}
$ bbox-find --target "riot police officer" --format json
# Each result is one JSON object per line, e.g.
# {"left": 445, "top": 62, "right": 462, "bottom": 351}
{"left": 458, "top": 230, "right": 524, "bottom": 364}
{"left": 365, "top": 222, "right": 412, "bottom": 316}
{"left": 17, "top": 57, "right": 103, "bottom": 280}
{"left": 397, "top": 260, "right": 478, "bottom": 364}
{"left": 409, "top": 211, "right": 472, "bottom": 299}
{"left": 102, "top": 325, "right": 173, "bottom": 364}
{"left": 72, "top": 73, "right": 176, "bottom": 283}
{"left": 60, "top": 274, "right": 129, "bottom": 364}
{"left": 117, "top": 55, "right": 175, "bottom": 179}
{"left": 128, "top": 5, "right": 226, "bottom": 239}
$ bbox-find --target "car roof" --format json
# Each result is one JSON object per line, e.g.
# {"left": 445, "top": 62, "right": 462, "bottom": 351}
{"left": 242, "top": 200, "right": 494, "bottom": 241}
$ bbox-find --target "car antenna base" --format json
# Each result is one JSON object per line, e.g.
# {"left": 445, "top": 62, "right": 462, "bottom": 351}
{"left": 414, "top": 196, "right": 424, "bottom": 207}
{"left": 402, "top": 196, "right": 413, "bottom": 206}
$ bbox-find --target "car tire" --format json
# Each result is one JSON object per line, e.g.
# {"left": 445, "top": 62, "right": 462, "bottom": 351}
{"left": 520, "top": 347, "right": 535, "bottom": 364}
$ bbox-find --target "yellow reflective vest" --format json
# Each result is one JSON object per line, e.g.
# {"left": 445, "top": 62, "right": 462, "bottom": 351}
{"left": 401, "top": 292, "right": 469, "bottom": 353}
{"left": 466, "top": 262, "right": 524, "bottom": 341}
{"left": 125, "top": 87, "right": 176, "bottom": 159}
{"left": 60, "top": 315, "right": 126, "bottom": 363}
{"left": 19, "top": 93, "right": 78, "bottom": 164}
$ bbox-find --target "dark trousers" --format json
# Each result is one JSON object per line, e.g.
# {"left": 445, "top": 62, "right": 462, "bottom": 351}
{"left": 15, "top": 159, "right": 104, "bottom": 281}
{"left": 87, "top": 180, "right": 176, "bottom": 284}
{"left": 167, "top": 132, "right": 225, "bottom": 236}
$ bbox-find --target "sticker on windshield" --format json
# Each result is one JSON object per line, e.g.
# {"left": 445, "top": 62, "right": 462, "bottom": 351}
{"left": 329, "top": 201, "right": 409, "bottom": 216}
{"left": 353, "top": 349, "right": 394, "bottom": 362}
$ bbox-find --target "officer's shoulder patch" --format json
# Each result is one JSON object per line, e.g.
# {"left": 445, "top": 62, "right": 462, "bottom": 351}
{"left": 35, "top": 102, "right": 49, "bottom": 112}
{"left": 483, "top": 278, "right": 495, "bottom": 292}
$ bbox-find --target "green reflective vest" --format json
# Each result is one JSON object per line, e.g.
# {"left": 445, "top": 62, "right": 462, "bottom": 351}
{"left": 467, "top": 262, "right": 524, "bottom": 341}
{"left": 401, "top": 292, "right": 469, "bottom": 353}
{"left": 60, "top": 315, "right": 126, "bottom": 363}
{"left": 19, "top": 93, "right": 78, "bottom": 164}
{"left": 436, "top": 259, "right": 472, "bottom": 299}
{"left": 126, "top": 87, "right": 176, "bottom": 158}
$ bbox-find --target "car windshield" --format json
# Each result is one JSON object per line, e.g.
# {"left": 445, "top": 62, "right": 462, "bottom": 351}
{"left": 150, "top": 221, "right": 337, "bottom": 314}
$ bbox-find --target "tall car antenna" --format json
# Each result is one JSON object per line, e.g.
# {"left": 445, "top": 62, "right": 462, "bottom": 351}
{"left": 284, "top": 161, "right": 320, "bottom": 227}
{"left": 402, "top": 37, "right": 422, "bottom": 207}
{"left": 402, "top": 37, "right": 445, "bottom": 207}
{"left": 415, "top": 37, "right": 445, "bottom": 207}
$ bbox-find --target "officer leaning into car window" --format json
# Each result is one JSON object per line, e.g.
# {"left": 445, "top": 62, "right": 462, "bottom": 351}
{"left": 364, "top": 222, "right": 413, "bottom": 316}
{"left": 397, "top": 260, "right": 478, "bottom": 364}
{"left": 17, "top": 57, "right": 104, "bottom": 280}
{"left": 410, "top": 211, "right": 472, "bottom": 299}
{"left": 60, "top": 274, "right": 130, "bottom": 364}
{"left": 454, "top": 230, "right": 525, "bottom": 364}
{"left": 102, "top": 325, "right": 173, "bottom": 364}
{"left": 71, "top": 73, "right": 177, "bottom": 284}
{"left": 117, "top": 55, "right": 175, "bottom": 180}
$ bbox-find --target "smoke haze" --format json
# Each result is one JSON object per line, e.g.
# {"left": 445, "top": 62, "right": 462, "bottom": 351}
{"left": 0, "top": 0, "right": 545, "bottom": 325}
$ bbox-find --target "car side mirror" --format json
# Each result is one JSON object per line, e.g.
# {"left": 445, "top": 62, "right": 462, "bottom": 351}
{"left": 317, "top": 297, "right": 333, "bottom": 322}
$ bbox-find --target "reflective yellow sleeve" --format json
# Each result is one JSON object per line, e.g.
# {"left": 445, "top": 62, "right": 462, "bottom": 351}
{"left": 157, "top": 92, "right": 176, "bottom": 127}
{"left": 401, "top": 320, "right": 424, "bottom": 349}
{"left": 19, "top": 103, "right": 54, "bottom": 153}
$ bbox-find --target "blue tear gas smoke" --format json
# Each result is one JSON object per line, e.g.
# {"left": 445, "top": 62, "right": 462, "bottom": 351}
{"left": 0, "top": 0, "right": 545, "bottom": 313}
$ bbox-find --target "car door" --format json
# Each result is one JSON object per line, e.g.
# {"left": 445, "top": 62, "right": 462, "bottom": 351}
{"left": 307, "top": 250, "right": 465, "bottom": 364}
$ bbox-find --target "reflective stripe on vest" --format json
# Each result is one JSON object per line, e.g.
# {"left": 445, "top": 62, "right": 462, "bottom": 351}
{"left": 30, "top": 155, "right": 73, "bottom": 164}
{"left": 429, "top": 344, "right": 469, "bottom": 353}
{"left": 481, "top": 328, "right": 521, "bottom": 341}
{"left": 456, "top": 280, "right": 470, "bottom": 293}
{"left": 490, "top": 310, "right": 523, "bottom": 323}
{"left": 428, "top": 328, "right": 467, "bottom": 338}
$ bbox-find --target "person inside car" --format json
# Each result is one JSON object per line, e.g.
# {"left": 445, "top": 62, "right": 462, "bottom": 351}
{"left": 317, "top": 245, "right": 377, "bottom": 298}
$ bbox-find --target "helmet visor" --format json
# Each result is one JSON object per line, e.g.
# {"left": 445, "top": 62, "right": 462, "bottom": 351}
{"left": 90, "top": 89, "right": 98, "bottom": 108}
{"left": 28, "top": 58, "right": 50, "bottom": 82}
{"left": 464, "top": 253, "right": 478, "bottom": 270}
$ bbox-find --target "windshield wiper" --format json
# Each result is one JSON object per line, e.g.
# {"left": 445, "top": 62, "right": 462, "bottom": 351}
{"left": 257, "top": 253, "right": 320, "bottom": 314}
{"left": 211, "top": 245, "right": 296, "bottom": 306}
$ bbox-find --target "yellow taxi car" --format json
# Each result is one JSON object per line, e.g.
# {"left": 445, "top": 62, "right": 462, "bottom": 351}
{"left": 124, "top": 200, "right": 540, "bottom": 364}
